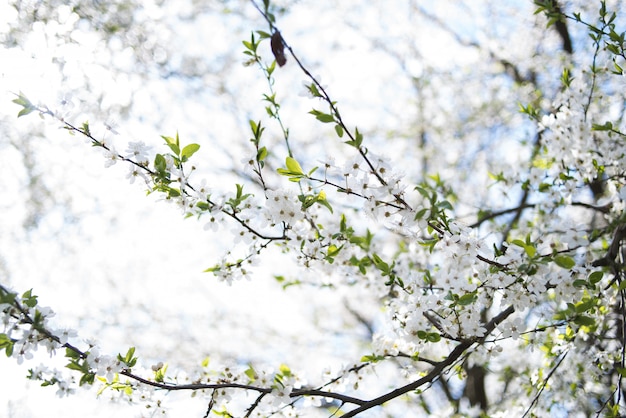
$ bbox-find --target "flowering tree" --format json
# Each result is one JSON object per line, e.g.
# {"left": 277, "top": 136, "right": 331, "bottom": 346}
{"left": 2, "top": 0, "right": 626, "bottom": 417}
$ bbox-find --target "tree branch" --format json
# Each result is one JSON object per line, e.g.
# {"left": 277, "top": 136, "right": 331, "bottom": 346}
{"left": 521, "top": 350, "right": 569, "bottom": 418}
{"left": 340, "top": 306, "right": 515, "bottom": 417}
{"left": 551, "top": 1, "right": 573, "bottom": 54}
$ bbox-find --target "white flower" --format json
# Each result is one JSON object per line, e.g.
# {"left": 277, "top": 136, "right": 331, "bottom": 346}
{"left": 363, "top": 197, "right": 383, "bottom": 220}
{"left": 203, "top": 215, "right": 220, "bottom": 232}
{"left": 84, "top": 338, "right": 98, "bottom": 348}
{"left": 499, "top": 317, "right": 526, "bottom": 340}
{"left": 55, "top": 378, "right": 75, "bottom": 398}
{"left": 458, "top": 309, "right": 487, "bottom": 337}
{"left": 341, "top": 159, "right": 363, "bottom": 179}
{"left": 373, "top": 334, "right": 401, "bottom": 356}
{"left": 265, "top": 189, "right": 304, "bottom": 224}
{"left": 15, "top": 347, "right": 34, "bottom": 365}
{"left": 56, "top": 328, "right": 77, "bottom": 345}
{"left": 53, "top": 93, "right": 75, "bottom": 121}
{"left": 270, "top": 384, "right": 293, "bottom": 406}
{"left": 125, "top": 141, "right": 152, "bottom": 165}
{"left": 241, "top": 155, "right": 256, "bottom": 177}
{"left": 126, "top": 164, "right": 149, "bottom": 184}
{"left": 87, "top": 350, "right": 122, "bottom": 381}
{"left": 28, "top": 364, "right": 49, "bottom": 380}
{"left": 103, "top": 145, "right": 119, "bottom": 167}
{"left": 104, "top": 119, "right": 120, "bottom": 135}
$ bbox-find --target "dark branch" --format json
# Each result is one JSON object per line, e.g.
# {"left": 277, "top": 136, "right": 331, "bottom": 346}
{"left": 341, "top": 306, "right": 515, "bottom": 417}
{"left": 593, "top": 224, "right": 626, "bottom": 268}
{"left": 552, "top": 1, "right": 573, "bottom": 54}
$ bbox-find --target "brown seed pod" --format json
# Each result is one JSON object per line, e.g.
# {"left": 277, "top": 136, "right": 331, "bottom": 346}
{"left": 271, "top": 31, "right": 287, "bottom": 67}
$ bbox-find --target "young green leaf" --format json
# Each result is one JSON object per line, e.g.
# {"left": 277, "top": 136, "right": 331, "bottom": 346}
{"left": 285, "top": 157, "right": 303, "bottom": 174}
{"left": 12, "top": 92, "right": 37, "bottom": 117}
{"left": 277, "top": 157, "right": 306, "bottom": 181}
{"left": 181, "top": 143, "right": 200, "bottom": 161}
{"left": 554, "top": 255, "right": 575, "bottom": 269}
{"left": 162, "top": 135, "right": 180, "bottom": 156}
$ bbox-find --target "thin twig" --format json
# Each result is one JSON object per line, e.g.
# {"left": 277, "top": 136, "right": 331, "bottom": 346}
{"left": 521, "top": 350, "right": 569, "bottom": 418}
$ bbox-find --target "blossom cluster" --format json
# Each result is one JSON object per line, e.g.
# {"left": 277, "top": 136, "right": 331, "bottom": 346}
{"left": 0, "top": 286, "right": 77, "bottom": 396}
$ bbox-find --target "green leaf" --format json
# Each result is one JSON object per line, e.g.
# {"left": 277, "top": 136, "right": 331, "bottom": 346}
{"left": 573, "top": 315, "right": 595, "bottom": 327}
{"left": 592, "top": 121, "right": 613, "bottom": 131}
{"left": 285, "top": 157, "right": 304, "bottom": 175}
{"left": 12, "top": 92, "right": 37, "bottom": 117}
{"left": 572, "top": 279, "right": 588, "bottom": 288}
{"left": 554, "top": 255, "right": 575, "bottom": 269}
{"left": 181, "top": 143, "right": 200, "bottom": 161}
{"left": 117, "top": 347, "right": 137, "bottom": 368}
{"left": 307, "top": 83, "right": 321, "bottom": 97}
{"left": 316, "top": 113, "right": 335, "bottom": 123}
{"left": 360, "top": 354, "right": 385, "bottom": 363}
{"left": 574, "top": 298, "right": 595, "bottom": 313}
{"left": 327, "top": 244, "right": 340, "bottom": 256}
{"left": 308, "top": 109, "right": 335, "bottom": 123}
{"left": 415, "top": 185, "right": 432, "bottom": 199}
{"left": 512, "top": 239, "right": 536, "bottom": 257}
{"left": 277, "top": 157, "right": 306, "bottom": 181}
{"left": 66, "top": 348, "right": 81, "bottom": 359}
{"left": 154, "top": 154, "right": 167, "bottom": 174}
{"left": 256, "top": 30, "right": 271, "bottom": 39}
{"left": 225, "top": 184, "right": 251, "bottom": 209}
{"left": 299, "top": 194, "right": 316, "bottom": 210}
{"left": 437, "top": 200, "right": 453, "bottom": 210}
{"left": 0, "top": 286, "right": 17, "bottom": 304}
{"left": 256, "top": 146, "right": 267, "bottom": 162}
{"left": 244, "top": 366, "right": 257, "bottom": 382}
{"left": 66, "top": 360, "right": 87, "bottom": 372}
{"left": 249, "top": 119, "right": 258, "bottom": 133}
{"left": 279, "top": 364, "right": 292, "bottom": 377}
{"left": 22, "top": 289, "right": 38, "bottom": 308}
{"left": 162, "top": 134, "right": 180, "bottom": 155}
{"left": 154, "top": 363, "right": 167, "bottom": 382}
{"left": 560, "top": 67, "right": 573, "bottom": 87}
{"left": 0, "top": 334, "right": 15, "bottom": 357}
{"left": 371, "top": 254, "right": 390, "bottom": 274}
{"left": 81, "top": 121, "right": 91, "bottom": 136}
{"left": 457, "top": 292, "right": 477, "bottom": 306}
{"left": 17, "top": 107, "right": 36, "bottom": 118}
{"left": 612, "top": 61, "right": 623, "bottom": 75}
{"left": 354, "top": 128, "right": 363, "bottom": 148}
{"left": 345, "top": 127, "right": 364, "bottom": 148}
{"left": 79, "top": 372, "right": 95, "bottom": 386}
{"left": 204, "top": 265, "right": 220, "bottom": 273}
{"left": 538, "top": 182, "right": 551, "bottom": 192}
{"left": 249, "top": 120, "right": 264, "bottom": 143}
{"left": 518, "top": 101, "right": 540, "bottom": 120}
